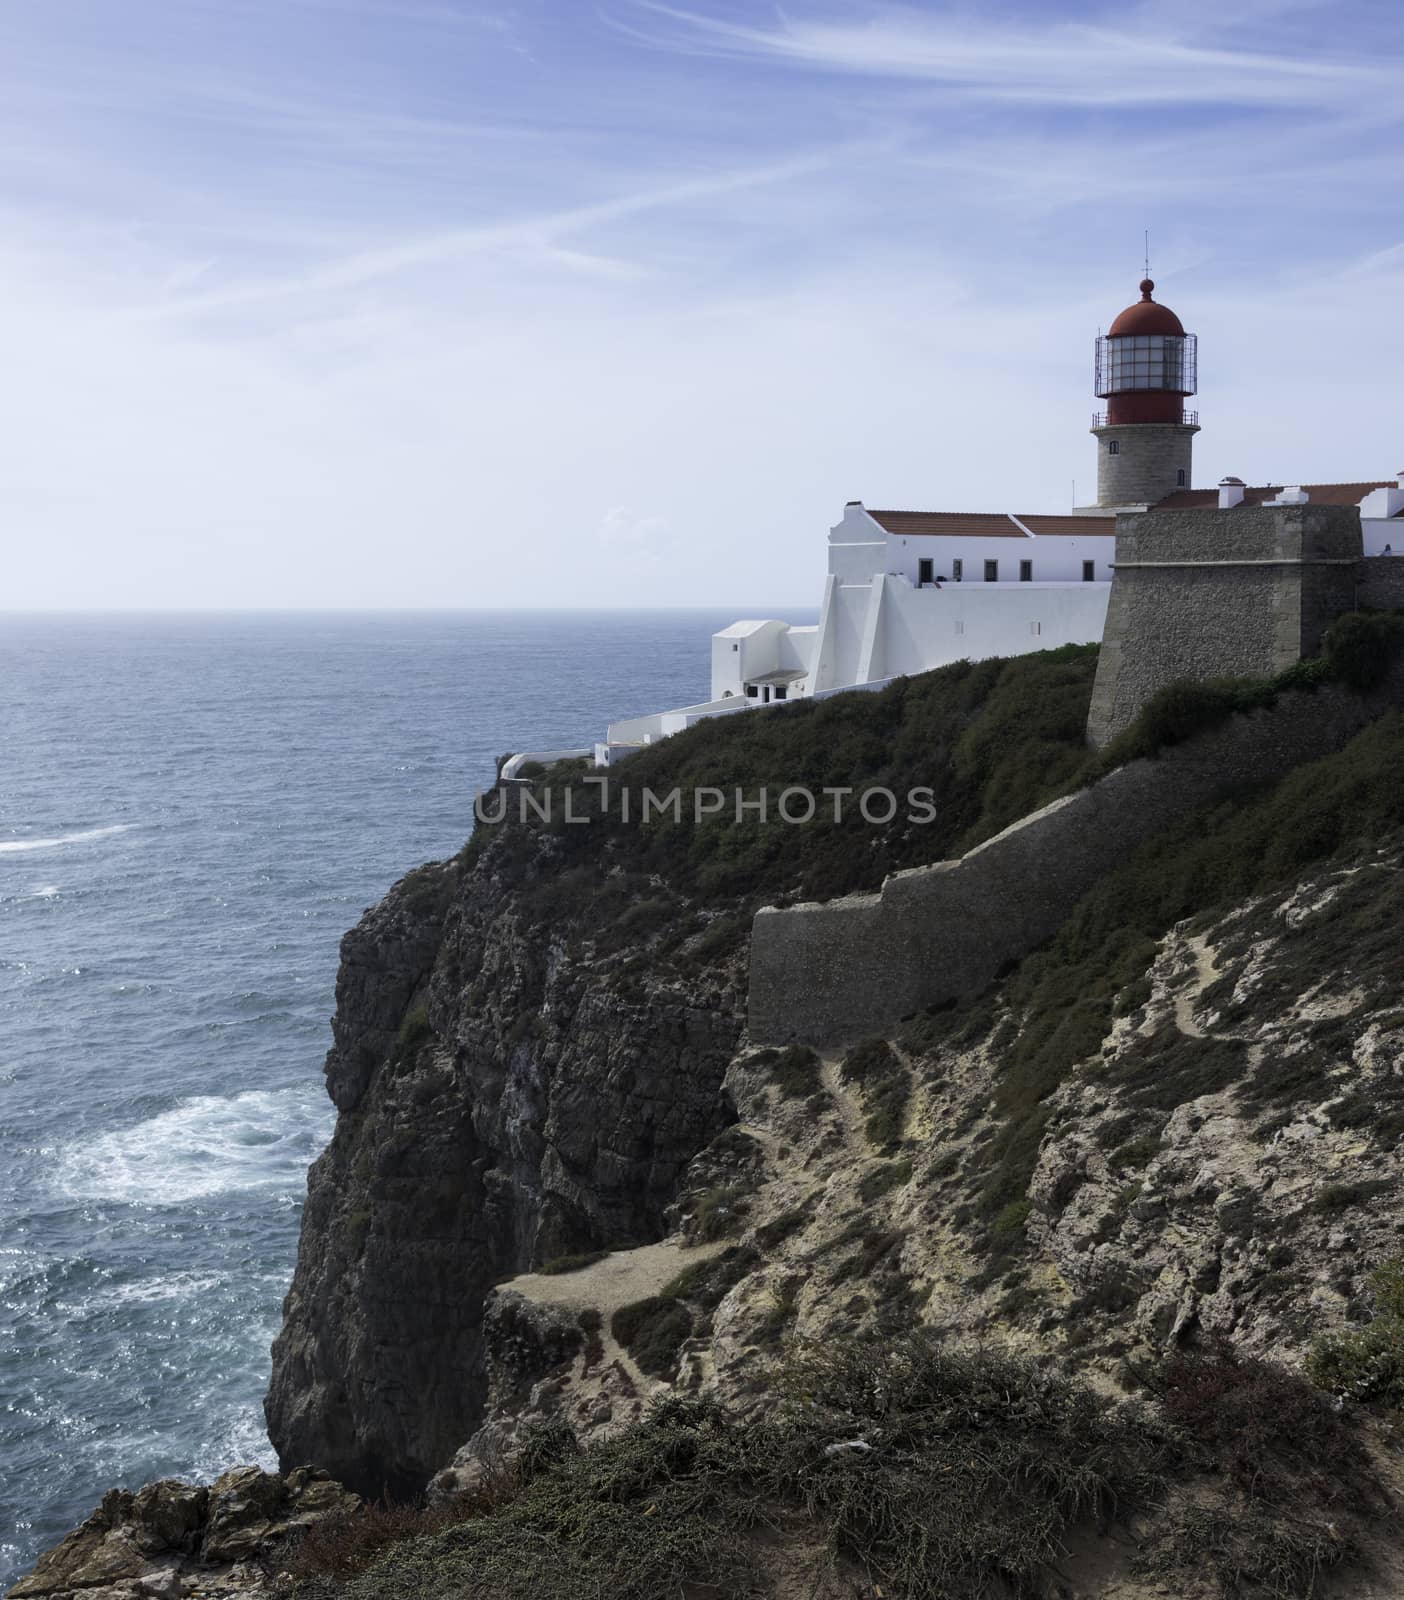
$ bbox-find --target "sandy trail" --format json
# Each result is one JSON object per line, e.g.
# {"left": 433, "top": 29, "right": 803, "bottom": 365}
{"left": 505, "top": 1239, "right": 722, "bottom": 1315}
{"left": 503, "top": 1239, "right": 725, "bottom": 1394}
{"left": 1175, "top": 934, "right": 1222, "bottom": 1039}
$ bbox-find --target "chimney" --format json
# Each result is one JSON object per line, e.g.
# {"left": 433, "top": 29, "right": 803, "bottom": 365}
{"left": 1217, "top": 476, "right": 1246, "bottom": 510}
{"left": 1268, "top": 485, "right": 1309, "bottom": 505}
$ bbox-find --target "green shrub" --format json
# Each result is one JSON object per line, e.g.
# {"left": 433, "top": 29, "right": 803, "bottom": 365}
{"left": 1098, "top": 676, "right": 1277, "bottom": 770}
{"left": 394, "top": 1004, "right": 431, "bottom": 1059}
{"left": 663, "top": 1246, "right": 759, "bottom": 1309}
{"left": 753, "top": 1280, "right": 799, "bottom": 1345}
{"left": 1108, "top": 1028, "right": 1249, "bottom": 1111}
{"left": 1148, "top": 1343, "right": 1376, "bottom": 1598}
{"left": 1108, "top": 1135, "right": 1162, "bottom": 1171}
{"left": 1310, "top": 1179, "right": 1392, "bottom": 1215}
{"left": 858, "top": 1158, "right": 914, "bottom": 1202}
{"left": 967, "top": 715, "right": 1404, "bottom": 1229}
{"left": 610, "top": 1296, "right": 693, "bottom": 1378}
{"left": 690, "top": 1184, "right": 751, "bottom": 1242}
{"left": 832, "top": 1229, "right": 905, "bottom": 1283}
{"left": 841, "top": 1038, "right": 912, "bottom": 1149}
{"left": 537, "top": 1251, "right": 609, "bottom": 1276}
{"left": 754, "top": 1208, "right": 808, "bottom": 1252}
{"left": 1324, "top": 609, "right": 1404, "bottom": 692}
{"left": 611, "top": 896, "right": 676, "bottom": 940}
{"left": 769, "top": 1044, "right": 822, "bottom": 1099}
{"left": 988, "top": 1198, "right": 1032, "bottom": 1251}
{"left": 396, "top": 861, "right": 456, "bottom": 920}
{"left": 1308, "top": 1257, "right": 1404, "bottom": 1405}
{"left": 300, "top": 1335, "right": 1375, "bottom": 1600}
{"left": 466, "top": 648, "right": 1105, "bottom": 916}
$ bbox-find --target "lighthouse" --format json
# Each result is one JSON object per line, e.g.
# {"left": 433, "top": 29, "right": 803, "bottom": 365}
{"left": 1090, "top": 279, "right": 1199, "bottom": 509}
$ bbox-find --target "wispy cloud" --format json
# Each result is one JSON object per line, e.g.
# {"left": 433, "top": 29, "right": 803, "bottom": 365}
{"left": 1, "top": 0, "right": 1401, "bottom": 609}
{"left": 613, "top": 2, "right": 1397, "bottom": 109}
{"left": 136, "top": 145, "right": 855, "bottom": 319}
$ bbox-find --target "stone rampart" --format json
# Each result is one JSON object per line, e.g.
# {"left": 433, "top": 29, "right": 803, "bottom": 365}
{"left": 749, "top": 673, "right": 1401, "bottom": 1046}
{"left": 1359, "top": 555, "right": 1404, "bottom": 612}
{"left": 1085, "top": 504, "right": 1362, "bottom": 748}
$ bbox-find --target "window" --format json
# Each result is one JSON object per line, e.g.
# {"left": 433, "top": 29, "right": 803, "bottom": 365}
{"left": 774, "top": 686, "right": 788, "bottom": 701}
{"left": 1030, "top": 621, "right": 1042, "bottom": 636}
{"left": 952, "top": 559, "right": 963, "bottom": 582}
{"left": 745, "top": 684, "right": 759, "bottom": 698}
{"left": 1177, "top": 468, "right": 1186, "bottom": 486}
{"left": 984, "top": 559, "right": 999, "bottom": 582}
{"left": 1082, "top": 560, "right": 1096, "bottom": 582}
{"left": 732, "top": 642, "right": 739, "bottom": 652}
{"left": 1095, "top": 332, "right": 1195, "bottom": 393}
{"left": 1108, "top": 439, "right": 1120, "bottom": 455}
{"left": 1019, "top": 559, "right": 1033, "bottom": 582}
{"left": 918, "top": 557, "right": 933, "bottom": 586}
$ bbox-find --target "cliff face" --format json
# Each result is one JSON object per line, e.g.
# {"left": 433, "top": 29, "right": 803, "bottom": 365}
{"left": 265, "top": 839, "right": 745, "bottom": 1500}
{"left": 24, "top": 652, "right": 1404, "bottom": 1598}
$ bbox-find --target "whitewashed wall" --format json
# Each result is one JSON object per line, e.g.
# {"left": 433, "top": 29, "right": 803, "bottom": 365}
{"left": 1363, "top": 517, "right": 1404, "bottom": 556}
{"left": 868, "top": 580, "right": 1110, "bottom": 679}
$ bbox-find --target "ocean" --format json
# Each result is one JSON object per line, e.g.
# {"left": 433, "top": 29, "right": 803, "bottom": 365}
{"left": 0, "top": 609, "right": 788, "bottom": 1580}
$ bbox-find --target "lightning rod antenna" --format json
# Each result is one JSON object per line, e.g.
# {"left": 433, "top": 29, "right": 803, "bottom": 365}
{"left": 1144, "top": 230, "right": 1150, "bottom": 280}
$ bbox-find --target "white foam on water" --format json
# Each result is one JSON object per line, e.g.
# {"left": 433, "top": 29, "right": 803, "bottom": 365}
{"left": 0, "top": 825, "right": 132, "bottom": 855}
{"left": 52, "top": 1088, "right": 332, "bottom": 1205}
{"left": 94, "top": 1271, "right": 227, "bottom": 1308}
{"left": 30, "top": 885, "right": 60, "bottom": 898}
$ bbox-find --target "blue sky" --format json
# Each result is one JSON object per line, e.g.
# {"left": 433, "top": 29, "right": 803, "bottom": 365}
{"left": 2, "top": 0, "right": 1402, "bottom": 608}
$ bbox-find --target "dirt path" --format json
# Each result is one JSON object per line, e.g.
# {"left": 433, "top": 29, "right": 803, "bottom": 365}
{"left": 819, "top": 1053, "right": 865, "bottom": 1148}
{"left": 1174, "top": 934, "right": 1222, "bottom": 1039}
{"left": 506, "top": 1239, "right": 720, "bottom": 1315}
{"left": 503, "top": 1239, "right": 724, "bottom": 1393}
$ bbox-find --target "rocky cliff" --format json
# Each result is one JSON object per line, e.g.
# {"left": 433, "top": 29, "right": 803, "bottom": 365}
{"left": 20, "top": 643, "right": 1404, "bottom": 1600}
{"left": 263, "top": 837, "right": 747, "bottom": 1500}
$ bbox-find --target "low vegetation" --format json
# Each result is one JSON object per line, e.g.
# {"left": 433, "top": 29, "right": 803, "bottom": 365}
{"left": 840, "top": 1037, "right": 912, "bottom": 1150}
{"left": 962, "top": 712, "right": 1404, "bottom": 1250}
{"left": 287, "top": 1334, "right": 1390, "bottom": 1600}
{"left": 1308, "top": 1256, "right": 1404, "bottom": 1406}
{"left": 535, "top": 1251, "right": 609, "bottom": 1277}
{"left": 474, "top": 644, "right": 1105, "bottom": 914}
{"left": 1143, "top": 1343, "right": 1380, "bottom": 1599}
{"left": 288, "top": 1337, "right": 1178, "bottom": 1600}
{"left": 610, "top": 1296, "right": 693, "bottom": 1379}
{"left": 766, "top": 1043, "right": 822, "bottom": 1099}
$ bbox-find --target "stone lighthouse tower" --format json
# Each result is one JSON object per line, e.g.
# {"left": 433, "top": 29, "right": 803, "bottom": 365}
{"left": 1089, "top": 279, "right": 1199, "bottom": 508}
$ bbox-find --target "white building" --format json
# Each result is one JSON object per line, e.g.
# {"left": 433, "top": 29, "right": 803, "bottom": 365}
{"left": 711, "top": 506, "right": 1115, "bottom": 702}
{"left": 593, "top": 506, "right": 1116, "bottom": 763}
{"left": 567, "top": 279, "right": 1404, "bottom": 769}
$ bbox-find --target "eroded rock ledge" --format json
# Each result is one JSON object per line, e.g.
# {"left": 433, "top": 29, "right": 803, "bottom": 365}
{"left": 8, "top": 1468, "right": 356, "bottom": 1600}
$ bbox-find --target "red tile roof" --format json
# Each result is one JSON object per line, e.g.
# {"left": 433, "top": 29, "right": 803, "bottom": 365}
{"left": 1154, "top": 482, "right": 1393, "bottom": 511}
{"left": 866, "top": 509, "right": 1114, "bottom": 539}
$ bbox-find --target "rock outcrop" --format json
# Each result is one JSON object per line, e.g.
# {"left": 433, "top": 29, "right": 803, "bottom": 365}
{"left": 8, "top": 1468, "right": 356, "bottom": 1600}
{"left": 265, "top": 845, "right": 745, "bottom": 1500}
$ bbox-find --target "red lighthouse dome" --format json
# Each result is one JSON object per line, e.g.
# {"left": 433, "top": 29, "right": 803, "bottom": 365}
{"left": 1107, "top": 279, "right": 1186, "bottom": 338}
{"left": 1095, "top": 277, "right": 1198, "bottom": 425}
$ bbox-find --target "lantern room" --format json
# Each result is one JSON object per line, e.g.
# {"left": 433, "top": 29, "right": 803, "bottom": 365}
{"left": 1093, "top": 279, "right": 1198, "bottom": 427}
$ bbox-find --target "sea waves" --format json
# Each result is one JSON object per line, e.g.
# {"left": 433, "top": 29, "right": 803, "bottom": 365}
{"left": 52, "top": 1087, "right": 332, "bottom": 1206}
{"left": 0, "top": 825, "right": 132, "bottom": 855}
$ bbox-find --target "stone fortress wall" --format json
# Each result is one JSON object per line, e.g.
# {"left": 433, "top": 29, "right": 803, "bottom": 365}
{"left": 749, "top": 502, "right": 1400, "bottom": 1047}
{"left": 749, "top": 672, "right": 1400, "bottom": 1046}
{"left": 1359, "top": 554, "right": 1404, "bottom": 612}
{"left": 1086, "top": 503, "right": 1363, "bottom": 749}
